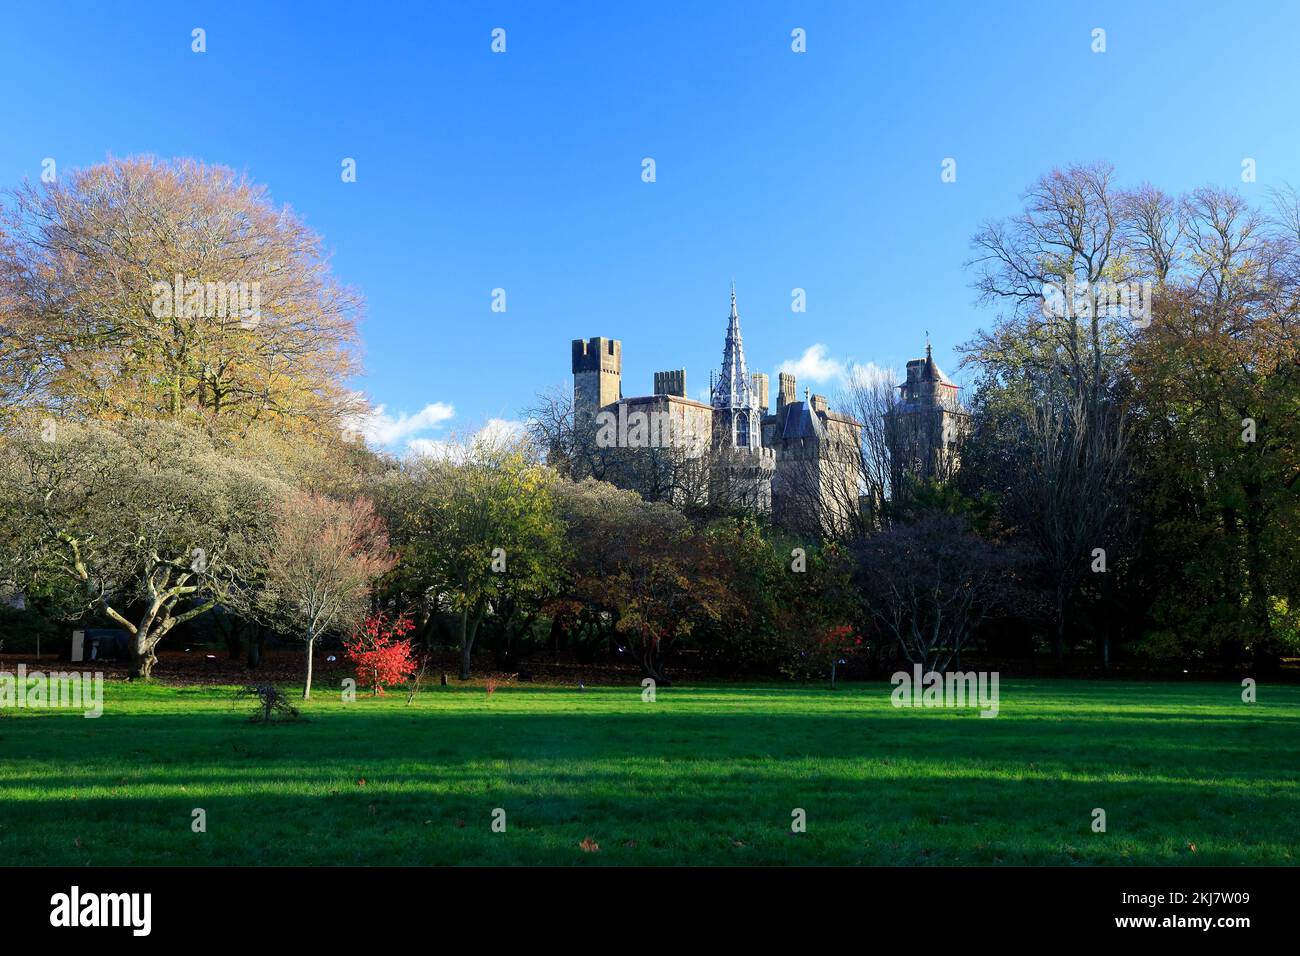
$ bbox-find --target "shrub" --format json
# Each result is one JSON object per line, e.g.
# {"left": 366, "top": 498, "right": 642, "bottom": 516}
{"left": 344, "top": 613, "right": 417, "bottom": 695}
{"left": 236, "top": 684, "right": 300, "bottom": 722}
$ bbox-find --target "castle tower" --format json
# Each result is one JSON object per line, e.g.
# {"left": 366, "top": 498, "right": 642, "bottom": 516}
{"left": 572, "top": 336, "right": 622, "bottom": 422}
{"left": 886, "top": 341, "right": 968, "bottom": 491}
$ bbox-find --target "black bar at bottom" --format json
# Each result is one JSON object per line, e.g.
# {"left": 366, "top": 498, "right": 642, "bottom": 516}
{"left": 1, "top": 865, "right": 1282, "bottom": 941}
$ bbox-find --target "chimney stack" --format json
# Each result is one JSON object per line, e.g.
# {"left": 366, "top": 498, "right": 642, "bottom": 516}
{"left": 653, "top": 369, "right": 687, "bottom": 398}
{"left": 751, "top": 372, "right": 770, "bottom": 414}
{"left": 777, "top": 371, "right": 796, "bottom": 409}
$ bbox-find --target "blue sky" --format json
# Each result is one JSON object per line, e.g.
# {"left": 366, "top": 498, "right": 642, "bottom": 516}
{"left": 4, "top": 1, "right": 1299, "bottom": 452}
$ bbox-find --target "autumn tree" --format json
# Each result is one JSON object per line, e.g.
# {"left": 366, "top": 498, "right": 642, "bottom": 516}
{"left": 554, "top": 477, "right": 735, "bottom": 682}
{"left": 255, "top": 491, "right": 395, "bottom": 699}
{"left": 0, "top": 155, "right": 364, "bottom": 439}
{"left": 1128, "top": 189, "right": 1300, "bottom": 670}
{"left": 960, "top": 165, "right": 1300, "bottom": 674}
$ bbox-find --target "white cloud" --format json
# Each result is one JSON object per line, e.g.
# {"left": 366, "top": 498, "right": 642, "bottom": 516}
{"left": 773, "top": 349, "right": 900, "bottom": 396}
{"left": 407, "top": 418, "right": 527, "bottom": 460}
{"left": 405, "top": 437, "right": 449, "bottom": 459}
{"left": 776, "top": 344, "right": 846, "bottom": 384}
{"left": 845, "top": 361, "right": 897, "bottom": 391}
{"left": 345, "top": 401, "right": 456, "bottom": 448}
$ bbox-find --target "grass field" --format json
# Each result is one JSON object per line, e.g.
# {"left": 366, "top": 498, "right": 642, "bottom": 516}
{"left": 1, "top": 678, "right": 1297, "bottom": 865}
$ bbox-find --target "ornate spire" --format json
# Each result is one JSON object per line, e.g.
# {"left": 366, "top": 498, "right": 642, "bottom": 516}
{"left": 712, "top": 285, "right": 754, "bottom": 411}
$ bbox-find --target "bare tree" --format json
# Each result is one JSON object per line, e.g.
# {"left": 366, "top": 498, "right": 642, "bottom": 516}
{"left": 1121, "top": 183, "right": 1184, "bottom": 286}
{"left": 964, "top": 163, "right": 1138, "bottom": 669}
{"left": 525, "top": 384, "right": 730, "bottom": 514}
{"left": 1020, "top": 383, "right": 1132, "bottom": 667}
{"left": 255, "top": 492, "right": 395, "bottom": 699}
{"left": 967, "top": 162, "right": 1136, "bottom": 393}
{"left": 838, "top": 367, "right": 899, "bottom": 525}
{"left": 775, "top": 368, "right": 903, "bottom": 545}
{"left": 1180, "top": 187, "right": 1277, "bottom": 308}
{"left": 857, "top": 514, "right": 1022, "bottom": 672}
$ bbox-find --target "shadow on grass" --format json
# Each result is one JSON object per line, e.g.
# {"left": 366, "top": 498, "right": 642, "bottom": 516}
{"left": 1, "top": 772, "right": 1294, "bottom": 866}
{"left": 1, "top": 684, "right": 1296, "bottom": 865}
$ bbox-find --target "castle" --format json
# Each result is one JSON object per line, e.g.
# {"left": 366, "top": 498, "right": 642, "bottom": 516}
{"left": 571, "top": 287, "right": 964, "bottom": 534}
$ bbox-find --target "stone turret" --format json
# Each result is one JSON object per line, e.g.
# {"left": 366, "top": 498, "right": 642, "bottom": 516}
{"left": 572, "top": 336, "right": 622, "bottom": 420}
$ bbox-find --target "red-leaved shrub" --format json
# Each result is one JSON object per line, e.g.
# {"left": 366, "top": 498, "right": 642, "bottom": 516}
{"left": 344, "top": 613, "right": 417, "bottom": 696}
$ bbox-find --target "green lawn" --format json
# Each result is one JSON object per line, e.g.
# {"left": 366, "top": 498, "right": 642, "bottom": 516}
{"left": 1, "top": 678, "right": 1297, "bottom": 865}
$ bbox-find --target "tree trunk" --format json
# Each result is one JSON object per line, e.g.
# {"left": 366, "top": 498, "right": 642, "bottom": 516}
{"left": 640, "top": 643, "right": 671, "bottom": 686}
{"left": 129, "top": 630, "right": 158, "bottom": 680}
{"left": 415, "top": 611, "right": 435, "bottom": 653}
{"left": 127, "top": 603, "right": 164, "bottom": 680}
{"left": 458, "top": 610, "right": 471, "bottom": 680}
{"left": 1243, "top": 484, "right": 1279, "bottom": 674}
{"left": 550, "top": 614, "right": 563, "bottom": 664}
{"left": 129, "top": 642, "right": 157, "bottom": 680}
{"left": 457, "top": 606, "right": 487, "bottom": 681}
{"left": 303, "top": 635, "right": 316, "bottom": 700}
{"left": 640, "top": 646, "right": 658, "bottom": 682}
{"left": 1052, "top": 587, "right": 1066, "bottom": 676}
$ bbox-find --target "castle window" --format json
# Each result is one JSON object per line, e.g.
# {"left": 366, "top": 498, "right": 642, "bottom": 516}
{"left": 736, "top": 414, "right": 750, "bottom": 447}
